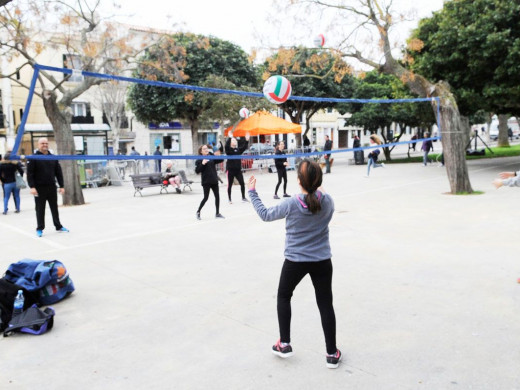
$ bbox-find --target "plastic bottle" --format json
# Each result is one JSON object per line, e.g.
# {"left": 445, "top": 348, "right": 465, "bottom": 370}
{"left": 13, "top": 290, "right": 24, "bottom": 317}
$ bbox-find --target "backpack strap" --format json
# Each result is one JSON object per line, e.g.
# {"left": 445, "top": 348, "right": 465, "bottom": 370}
{"left": 3, "top": 305, "right": 55, "bottom": 337}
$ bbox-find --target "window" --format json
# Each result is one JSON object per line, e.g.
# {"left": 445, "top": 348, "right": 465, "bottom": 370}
{"left": 71, "top": 102, "right": 87, "bottom": 117}
{"left": 63, "top": 54, "right": 84, "bottom": 82}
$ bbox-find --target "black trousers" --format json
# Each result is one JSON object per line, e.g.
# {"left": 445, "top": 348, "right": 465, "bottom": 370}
{"left": 34, "top": 185, "right": 63, "bottom": 231}
{"left": 277, "top": 259, "right": 337, "bottom": 354}
{"left": 275, "top": 168, "right": 287, "bottom": 195}
{"left": 197, "top": 184, "right": 220, "bottom": 214}
{"left": 227, "top": 169, "right": 245, "bottom": 201}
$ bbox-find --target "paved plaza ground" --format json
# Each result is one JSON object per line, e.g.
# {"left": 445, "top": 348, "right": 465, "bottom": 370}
{"left": 0, "top": 154, "right": 519, "bottom": 390}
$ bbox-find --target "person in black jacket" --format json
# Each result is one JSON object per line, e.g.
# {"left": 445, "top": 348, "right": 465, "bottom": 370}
{"left": 195, "top": 144, "right": 225, "bottom": 220}
{"left": 273, "top": 141, "right": 290, "bottom": 199}
{"left": 324, "top": 135, "right": 333, "bottom": 174}
{"left": 26, "top": 138, "right": 68, "bottom": 237}
{"left": 225, "top": 132, "right": 250, "bottom": 204}
{"left": 0, "top": 152, "right": 24, "bottom": 214}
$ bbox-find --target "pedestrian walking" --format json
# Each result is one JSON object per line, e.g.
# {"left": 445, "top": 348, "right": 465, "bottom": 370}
{"left": 0, "top": 152, "right": 24, "bottom": 215}
{"left": 365, "top": 134, "right": 385, "bottom": 177}
{"left": 324, "top": 135, "right": 332, "bottom": 174}
{"left": 421, "top": 133, "right": 433, "bottom": 166}
{"left": 153, "top": 146, "right": 162, "bottom": 172}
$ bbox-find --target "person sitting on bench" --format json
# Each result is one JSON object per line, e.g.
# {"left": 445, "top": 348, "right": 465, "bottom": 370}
{"left": 164, "top": 162, "right": 182, "bottom": 194}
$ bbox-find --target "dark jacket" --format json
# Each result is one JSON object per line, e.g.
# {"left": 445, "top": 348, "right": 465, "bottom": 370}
{"left": 421, "top": 140, "right": 433, "bottom": 152}
{"left": 26, "top": 151, "right": 64, "bottom": 188}
{"left": 0, "top": 161, "right": 24, "bottom": 184}
{"left": 225, "top": 138, "right": 248, "bottom": 172}
{"left": 274, "top": 149, "right": 287, "bottom": 170}
{"left": 195, "top": 156, "right": 223, "bottom": 186}
{"left": 324, "top": 139, "right": 332, "bottom": 158}
{"left": 368, "top": 149, "right": 380, "bottom": 162}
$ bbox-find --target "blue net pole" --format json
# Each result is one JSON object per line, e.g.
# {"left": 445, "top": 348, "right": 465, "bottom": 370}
{"left": 12, "top": 67, "right": 40, "bottom": 155}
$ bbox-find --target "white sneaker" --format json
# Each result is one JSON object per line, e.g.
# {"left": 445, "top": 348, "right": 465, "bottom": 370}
{"left": 381, "top": 163, "right": 386, "bottom": 168}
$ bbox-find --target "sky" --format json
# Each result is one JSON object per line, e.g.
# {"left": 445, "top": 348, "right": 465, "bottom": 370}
{"left": 110, "top": 0, "right": 446, "bottom": 60}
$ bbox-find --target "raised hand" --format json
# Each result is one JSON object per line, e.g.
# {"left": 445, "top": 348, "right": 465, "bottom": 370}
{"left": 248, "top": 175, "right": 256, "bottom": 191}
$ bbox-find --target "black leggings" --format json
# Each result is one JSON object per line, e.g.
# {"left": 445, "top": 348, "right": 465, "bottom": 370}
{"left": 277, "top": 259, "right": 336, "bottom": 355}
{"left": 197, "top": 184, "right": 220, "bottom": 214}
{"left": 275, "top": 168, "right": 287, "bottom": 195}
{"left": 227, "top": 170, "right": 245, "bottom": 200}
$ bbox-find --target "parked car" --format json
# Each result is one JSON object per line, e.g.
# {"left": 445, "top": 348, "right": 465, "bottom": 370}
{"left": 246, "top": 143, "right": 275, "bottom": 154}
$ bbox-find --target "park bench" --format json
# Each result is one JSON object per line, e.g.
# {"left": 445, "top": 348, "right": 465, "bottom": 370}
{"left": 178, "top": 169, "right": 194, "bottom": 191}
{"left": 129, "top": 173, "right": 168, "bottom": 197}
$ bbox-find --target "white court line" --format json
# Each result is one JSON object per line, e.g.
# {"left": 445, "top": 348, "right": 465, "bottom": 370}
{"left": 42, "top": 219, "right": 225, "bottom": 254}
{"left": 0, "top": 221, "right": 67, "bottom": 250}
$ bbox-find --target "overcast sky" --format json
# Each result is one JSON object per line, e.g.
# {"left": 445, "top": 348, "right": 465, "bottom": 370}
{"left": 111, "top": 0, "right": 446, "bottom": 56}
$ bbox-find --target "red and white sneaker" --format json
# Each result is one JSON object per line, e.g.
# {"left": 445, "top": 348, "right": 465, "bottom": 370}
{"left": 326, "top": 349, "right": 342, "bottom": 369}
{"left": 272, "top": 339, "right": 293, "bottom": 358}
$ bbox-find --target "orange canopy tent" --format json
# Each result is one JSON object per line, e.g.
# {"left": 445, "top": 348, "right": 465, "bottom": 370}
{"left": 224, "top": 110, "right": 301, "bottom": 137}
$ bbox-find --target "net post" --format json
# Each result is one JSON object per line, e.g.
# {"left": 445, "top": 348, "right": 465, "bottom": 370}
{"left": 12, "top": 65, "right": 40, "bottom": 156}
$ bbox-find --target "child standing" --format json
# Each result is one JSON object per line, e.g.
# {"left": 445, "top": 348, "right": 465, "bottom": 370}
{"left": 247, "top": 159, "right": 341, "bottom": 369}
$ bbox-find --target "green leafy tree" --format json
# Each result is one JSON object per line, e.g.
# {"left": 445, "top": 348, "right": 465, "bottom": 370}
{"left": 264, "top": 46, "right": 355, "bottom": 143}
{"left": 283, "top": 0, "right": 474, "bottom": 193}
{"left": 340, "top": 71, "right": 435, "bottom": 159}
{"left": 408, "top": 0, "right": 520, "bottom": 146}
{"left": 128, "top": 33, "right": 260, "bottom": 152}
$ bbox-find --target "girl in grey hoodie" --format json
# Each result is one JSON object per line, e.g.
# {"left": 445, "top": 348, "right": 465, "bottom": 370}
{"left": 247, "top": 159, "right": 341, "bottom": 369}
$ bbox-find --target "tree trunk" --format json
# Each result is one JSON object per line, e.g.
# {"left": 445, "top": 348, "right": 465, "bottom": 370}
{"left": 42, "top": 91, "right": 85, "bottom": 206}
{"left": 497, "top": 114, "right": 510, "bottom": 147}
{"left": 190, "top": 118, "right": 200, "bottom": 153}
{"left": 438, "top": 103, "right": 473, "bottom": 193}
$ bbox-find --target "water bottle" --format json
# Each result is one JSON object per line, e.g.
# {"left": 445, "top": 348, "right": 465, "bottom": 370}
{"left": 13, "top": 290, "right": 24, "bottom": 317}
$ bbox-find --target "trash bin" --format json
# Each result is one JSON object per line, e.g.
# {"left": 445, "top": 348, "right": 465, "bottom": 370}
{"left": 354, "top": 150, "right": 364, "bottom": 165}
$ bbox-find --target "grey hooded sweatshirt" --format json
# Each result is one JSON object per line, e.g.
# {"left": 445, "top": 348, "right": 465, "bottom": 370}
{"left": 248, "top": 189, "right": 334, "bottom": 262}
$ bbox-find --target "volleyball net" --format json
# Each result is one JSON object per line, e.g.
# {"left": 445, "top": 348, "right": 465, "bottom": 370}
{"left": 12, "top": 64, "right": 441, "bottom": 164}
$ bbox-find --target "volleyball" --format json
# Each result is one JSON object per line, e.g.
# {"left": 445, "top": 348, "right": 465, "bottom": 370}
{"left": 263, "top": 75, "right": 292, "bottom": 104}
{"left": 239, "top": 107, "right": 250, "bottom": 118}
{"left": 313, "top": 34, "right": 325, "bottom": 47}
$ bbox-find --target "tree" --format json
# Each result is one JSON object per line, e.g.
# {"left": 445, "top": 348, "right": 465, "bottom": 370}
{"left": 340, "top": 71, "right": 436, "bottom": 159}
{"left": 264, "top": 46, "right": 355, "bottom": 143}
{"left": 128, "top": 33, "right": 260, "bottom": 152}
{"left": 0, "top": 0, "right": 153, "bottom": 205}
{"left": 284, "top": 0, "right": 473, "bottom": 193}
{"left": 408, "top": 0, "right": 520, "bottom": 147}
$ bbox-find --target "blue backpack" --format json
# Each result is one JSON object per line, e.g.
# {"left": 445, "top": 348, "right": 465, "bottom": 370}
{"left": 4, "top": 260, "right": 75, "bottom": 305}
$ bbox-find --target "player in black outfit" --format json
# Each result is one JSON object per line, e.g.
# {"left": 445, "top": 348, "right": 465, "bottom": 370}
{"left": 225, "top": 132, "right": 250, "bottom": 204}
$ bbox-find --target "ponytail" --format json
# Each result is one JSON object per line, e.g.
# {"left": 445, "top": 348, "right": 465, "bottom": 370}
{"left": 297, "top": 159, "right": 323, "bottom": 214}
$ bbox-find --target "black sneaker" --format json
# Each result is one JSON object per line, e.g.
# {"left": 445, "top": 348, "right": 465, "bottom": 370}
{"left": 272, "top": 339, "right": 293, "bottom": 358}
{"left": 215, "top": 213, "right": 225, "bottom": 219}
{"left": 283, "top": 193, "right": 290, "bottom": 198}
{"left": 196, "top": 211, "right": 201, "bottom": 220}
{"left": 326, "top": 349, "right": 342, "bottom": 369}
